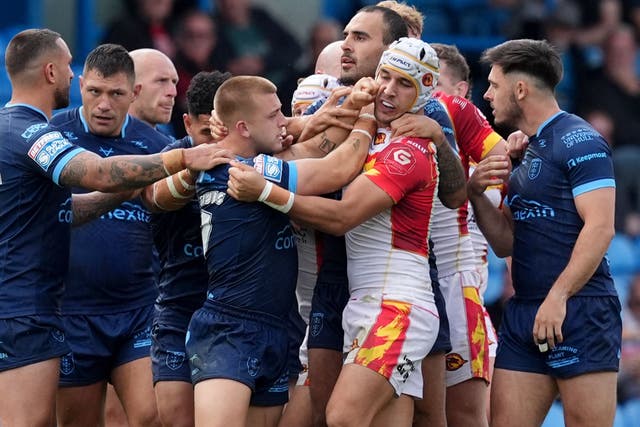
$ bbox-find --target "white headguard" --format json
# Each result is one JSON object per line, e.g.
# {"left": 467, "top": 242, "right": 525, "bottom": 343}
{"left": 376, "top": 37, "right": 440, "bottom": 113}
{"left": 291, "top": 73, "right": 340, "bottom": 114}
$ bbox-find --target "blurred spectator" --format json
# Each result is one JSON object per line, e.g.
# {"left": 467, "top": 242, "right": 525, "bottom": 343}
{"left": 103, "top": 0, "right": 177, "bottom": 58}
{"left": 577, "top": 24, "right": 640, "bottom": 235}
{"left": 211, "top": 0, "right": 302, "bottom": 114}
{"left": 171, "top": 9, "right": 220, "bottom": 137}
{"left": 296, "top": 19, "right": 342, "bottom": 78}
{"left": 619, "top": 274, "right": 640, "bottom": 403}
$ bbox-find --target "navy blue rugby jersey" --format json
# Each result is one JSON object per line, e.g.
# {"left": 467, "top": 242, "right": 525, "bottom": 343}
{"left": 51, "top": 107, "right": 171, "bottom": 314}
{"left": 506, "top": 111, "right": 616, "bottom": 299}
{"left": 152, "top": 136, "right": 208, "bottom": 319}
{"left": 196, "top": 154, "right": 299, "bottom": 318}
{"left": 0, "top": 104, "right": 86, "bottom": 317}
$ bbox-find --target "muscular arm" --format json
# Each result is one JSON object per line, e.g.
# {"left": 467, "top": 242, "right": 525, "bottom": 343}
{"left": 292, "top": 115, "right": 376, "bottom": 195}
{"left": 433, "top": 135, "right": 467, "bottom": 209}
{"left": 467, "top": 155, "right": 513, "bottom": 257}
{"left": 288, "top": 173, "right": 394, "bottom": 235}
{"left": 59, "top": 144, "right": 232, "bottom": 192}
{"left": 71, "top": 190, "right": 139, "bottom": 226}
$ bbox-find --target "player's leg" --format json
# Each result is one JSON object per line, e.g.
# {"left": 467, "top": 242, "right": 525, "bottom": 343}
{"left": 491, "top": 368, "right": 557, "bottom": 427}
{"left": 413, "top": 352, "right": 447, "bottom": 427}
{"left": 104, "top": 383, "right": 129, "bottom": 427}
{"left": 151, "top": 320, "right": 194, "bottom": 427}
{"left": 57, "top": 381, "right": 107, "bottom": 426}
{"left": 194, "top": 378, "right": 252, "bottom": 427}
{"left": 277, "top": 383, "right": 312, "bottom": 427}
{"left": 371, "top": 394, "right": 414, "bottom": 427}
{"left": 111, "top": 358, "right": 160, "bottom": 427}
{"left": 0, "top": 316, "right": 68, "bottom": 427}
{"left": 1, "top": 359, "right": 60, "bottom": 427}
{"left": 111, "top": 305, "right": 160, "bottom": 427}
{"left": 308, "top": 347, "right": 343, "bottom": 427}
{"left": 558, "top": 371, "right": 617, "bottom": 427}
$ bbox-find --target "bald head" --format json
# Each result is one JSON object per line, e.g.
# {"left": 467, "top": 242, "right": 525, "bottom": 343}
{"left": 128, "top": 48, "right": 178, "bottom": 127}
{"left": 315, "top": 41, "right": 342, "bottom": 78}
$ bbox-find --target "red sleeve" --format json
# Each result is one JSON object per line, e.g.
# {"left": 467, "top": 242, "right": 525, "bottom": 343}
{"left": 363, "top": 137, "right": 438, "bottom": 203}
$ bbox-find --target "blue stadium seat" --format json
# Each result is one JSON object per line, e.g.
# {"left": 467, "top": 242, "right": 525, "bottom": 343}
{"left": 623, "top": 399, "right": 640, "bottom": 427}
{"left": 614, "top": 404, "right": 627, "bottom": 427}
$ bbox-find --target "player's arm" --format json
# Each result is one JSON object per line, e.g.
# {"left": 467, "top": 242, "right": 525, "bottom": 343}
{"left": 139, "top": 169, "right": 198, "bottom": 213}
{"left": 290, "top": 112, "right": 376, "bottom": 195}
{"left": 71, "top": 190, "right": 140, "bottom": 226}
{"left": 59, "top": 144, "right": 233, "bottom": 192}
{"left": 467, "top": 154, "right": 513, "bottom": 257}
{"left": 228, "top": 166, "right": 393, "bottom": 235}
{"left": 277, "top": 79, "right": 378, "bottom": 161}
{"left": 389, "top": 113, "right": 466, "bottom": 209}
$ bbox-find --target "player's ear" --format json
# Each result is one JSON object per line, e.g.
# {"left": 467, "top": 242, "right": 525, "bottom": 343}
{"left": 515, "top": 80, "right": 528, "bottom": 101}
{"left": 236, "top": 120, "right": 251, "bottom": 138}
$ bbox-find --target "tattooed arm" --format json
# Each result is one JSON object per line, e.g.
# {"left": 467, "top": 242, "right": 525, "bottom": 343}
{"left": 59, "top": 144, "right": 233, "bottom": 192}
{"left": 71, "top": 190, "right": 140, "bottom": 227}
{"left": 434, "top": 135, "right": 467, "bottom": 209}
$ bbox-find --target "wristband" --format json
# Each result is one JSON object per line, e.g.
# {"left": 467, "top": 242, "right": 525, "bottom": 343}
{"left": 167, "top": 175, "right": 192, "bottom": 199}
{"left": 178, "top": 169, "right": 196, "bottom": 191}
{"left": 351, "top": 128, "right": 373, "bottom": 141}
{"left": 265, "top": 191, "right": 295, "bottom": 214}
{"left": 257, "top": 180, "right": 295, "bottom": 213}
{"left": 161, "top": 149, "right": 186, "bottom": 176}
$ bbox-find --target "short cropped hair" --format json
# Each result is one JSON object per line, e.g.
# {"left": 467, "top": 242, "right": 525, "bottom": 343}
{"left": 5, "top": 28, "right": 62, "bottom": 79}
{"left": 357, "top": 5, "right": 408, "bottom": 45}
{"left": 480, "top": 39, "right": 562, "bottom": 91}
{"left": 84, "top": 44, "right": 135, "bottom": 83}
{"left": 432, "top": 43, "right": 470, "bottom": 85}
{"left": 214, "top": 76, "right": 277, "bottom": 125}
{"left": 186, "top": 70, "right": 232, "bottom": 116}
{"left": 377, "top": 1, "right": 423, "bottom": 37}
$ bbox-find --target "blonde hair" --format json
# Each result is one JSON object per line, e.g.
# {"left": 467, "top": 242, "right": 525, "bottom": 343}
{"left": 377, "top": 0, "right": 423, "bottom": 38}
{"left": 214, "top": 76, "right": 277, "bottom": 125}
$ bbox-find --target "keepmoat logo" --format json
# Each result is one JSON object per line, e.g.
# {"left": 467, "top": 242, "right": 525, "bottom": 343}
{"left": 567, "top": 152, "right": 607, "bottom": 169}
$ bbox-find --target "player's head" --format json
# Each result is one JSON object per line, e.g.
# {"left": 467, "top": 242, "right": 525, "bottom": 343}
{"left": 375, "top": 37, "right": 439, "bottom": 121}
{"left": 315, "top": 40, "right": 343, "bottom": 77}
{"left": 214, "top": 76, "right": 287, "bottom": 155}
{"left": 480, "top": 39, "right": 561, "bottom": 128}
{"left": 432, "top": 43, "right": 471, "bottom": 99}
{"left": 376, "top": 1, "right": 423, "bottom": 38}
{"left": 128, "top": 48, "right": 178, "bottom": 127}
{"left": 340, "top": 5, "right": 407, "bottom": 85}
{"left": 5, "top": 28, "right": 74, "bottom": 110}
{"left": 80, "top": 44, "right": 138, "bottom": 137}
{"left": 291, "top": 73, "right": 340, "bottom": 117}
{"left": 183, "top": 70, "right": 231, "bottom": 145}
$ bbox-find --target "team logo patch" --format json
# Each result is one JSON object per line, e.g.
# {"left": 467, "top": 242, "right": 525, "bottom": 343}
{"left": 374, "top": 132, "right": 387, "bottom": 146}
{"left": 246, "top": 357, "right": 260, "bottom": 377}
{"left": 263, "top": 156, "right": 283, "bottom": 183}
{"left": 445, "top": 353, "right": 467, "bottom": 371}
{"left": 21, "top": 123, "right": 48, "bottom": 139}
{"left": 310, "top": 312, "right": 324, "bottom": 337}
{"left": 27, "top": 131, "right": 71, "bottom": 172}
{"left": 60, "top": 352, "right": 75, "bottom": 375}
{"left": 165, "top": 351, "right": 186, "bottom": 371}
{"left": 50, "top": 328, "right": 65, "bottom": 343}
{"left": 384, "top": 147, "right": 415, "bottom": 176}
{"left": 528, "top": 158, "right": 542, "bottom": 180}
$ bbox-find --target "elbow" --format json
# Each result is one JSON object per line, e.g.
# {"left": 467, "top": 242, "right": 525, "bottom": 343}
{"left": 493, "top": 245, "right": 512, "bottom": 259}
{"left": 438, "top": 189, "right": 467, "bottom": 209}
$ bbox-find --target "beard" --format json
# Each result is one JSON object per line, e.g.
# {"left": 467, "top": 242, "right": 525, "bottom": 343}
{"left": 53, "top": 85, "right": 70, "bottom": 110}
{"left": 495, "top": 93, "right": 524, "bottom": 130}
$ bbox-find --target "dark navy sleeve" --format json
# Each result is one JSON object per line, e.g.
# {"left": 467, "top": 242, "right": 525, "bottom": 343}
{"left": 424, "top": 98, "right": 457, "bottom": 153}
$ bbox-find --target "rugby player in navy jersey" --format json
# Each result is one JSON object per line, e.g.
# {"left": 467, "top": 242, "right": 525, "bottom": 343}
{"left": 50, "top": 44, "right": 226, "bottom": 427}
{"left": 187, "top": 74, "right": 378, "bottom": 427}
{"left": 469, "top": 39, "right": 619, "bottom": 427}
{"left": 0, "top": 29, "right": 231, "bottom": 427}
{"left": 142, "top": 70, "right": 230, "bottom": 427}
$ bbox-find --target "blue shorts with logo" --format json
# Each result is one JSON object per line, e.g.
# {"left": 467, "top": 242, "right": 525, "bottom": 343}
{"left": 59, "top": 304, "right": 154, "bottom": 386}
{"left": 307, "top": 280, "right": 349, "bottom": 352}
{"left": 186, "top": 303, "right": 289, "bottom": 406}
{"left": 0, "top": 314, "right": 69, "bottom": 371}
{"left": 495, "top": 296, "right": 621, "bottom": 378}
{"left": 151, "top": 307, "right": 192, "bottom": 384}
{"left": 429, "top": 277, "right": 452, "bottom": 355}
